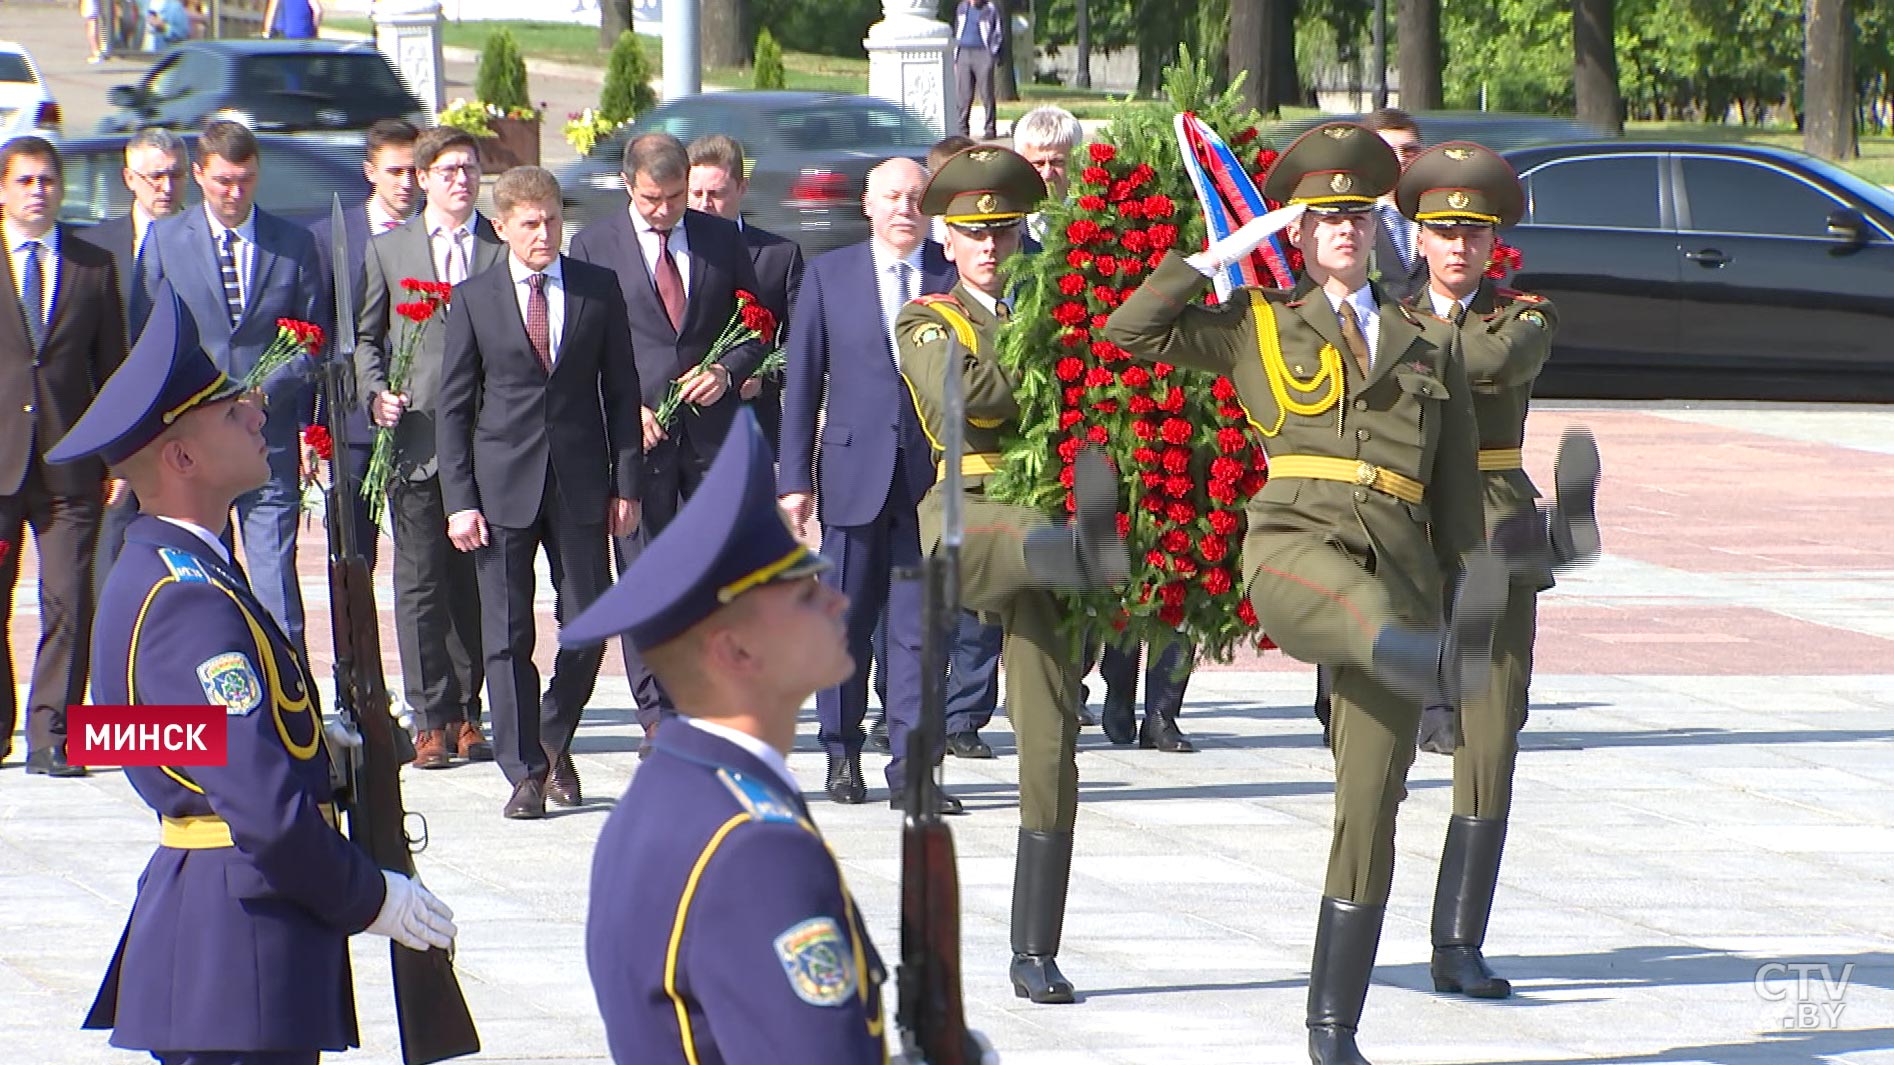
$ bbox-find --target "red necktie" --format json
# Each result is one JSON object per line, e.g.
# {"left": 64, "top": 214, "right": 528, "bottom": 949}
{"left": 654, "top": 227, "right": 685, "bottom": 333}
{"left": 526, "top": 273, "right": 552, "bottom": 373}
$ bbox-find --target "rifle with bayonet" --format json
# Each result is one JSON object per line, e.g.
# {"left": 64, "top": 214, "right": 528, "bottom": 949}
{"left": 896, "top": 329, "right": 982, "bottom": 1065}
{"left": 322, "top": 195, "right": 480, "bottom": 1065}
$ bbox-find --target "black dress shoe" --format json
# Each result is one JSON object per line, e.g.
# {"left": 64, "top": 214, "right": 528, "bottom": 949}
{"left": 1074, "top": 682, "right": 1099, "bottom": 728}
{"left": 867, "top": 715, "right": 890, "bottom": 753}
{"left": 826, "top": 753, "right": 867, "bottom": 804}
{"left": 25, "top": 748, "right": 88, "bottom": 778}
{"left": 891, "top": 791, "right": 965, "bottom": 816}
{"left": 503, "top": 778, "right": 546, "bottom": 820}
{"left": 1138, "top": 711, "right": 1197, "bottom": 753}
{"left": 545, "top": 748, "right": 582, "bottom": 807}
{"left": 1100, "top": 691, "right": 1137, "bottom": 746}
{"left": 945, "top": 731, "right": 994, "bottom": 759}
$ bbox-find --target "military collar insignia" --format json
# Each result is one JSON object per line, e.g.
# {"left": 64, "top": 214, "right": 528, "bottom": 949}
{"left": 718, "top": 767, "right": 800, "bottom": 824}
{"left": 159, "top": 547, "right": 211, "bottom": 584}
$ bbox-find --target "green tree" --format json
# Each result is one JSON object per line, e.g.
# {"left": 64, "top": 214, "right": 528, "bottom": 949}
{"left": 475, "top": 29, "right": 530, "bottom": 112}
{"left": 754, "top": 28, "right": 787, "bottom": 90}
{"left": 599, "top": 30, "right": 658, "bottom": 124}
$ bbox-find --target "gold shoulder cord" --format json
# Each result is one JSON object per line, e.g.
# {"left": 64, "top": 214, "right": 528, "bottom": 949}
{"left": 1246, "top": 291, "right": 1344, "bottom": 437}
{"left": 927, "top": 301, "right": 1006, "bottom": 430}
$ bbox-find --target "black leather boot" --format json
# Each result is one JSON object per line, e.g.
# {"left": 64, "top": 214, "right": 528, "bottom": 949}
{"left": 1431, "top": 815, "right": 1512, "bottom": 999}
{"left": 1370, "top": 546, "right": 1506, "bottom": 708}
{"left": 1022, "top": 447, "right": 1128, "bottom": 590}
{"left": 1009, "top": 829, "right": 1076, "bottom": 1004}
{"left": 1549, "top": 426, "right": 1601, "bottom": 566}
{"left": 1307, "top": 896, "right": 1384, "bottom": 1065}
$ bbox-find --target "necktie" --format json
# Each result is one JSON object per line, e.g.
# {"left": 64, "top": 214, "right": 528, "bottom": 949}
{"left": 1448, "top": 301, "right": 1467, "bottom": 327}
{"left": 887, "top": 261, "right": 913, "bottom": 364}
{"left": 526, "top": 272, "right": 552, "bottom": 373}
{"left": 996, "top": 298, "right": 1012, "bottom": 321}
{"left": 1338, "top": 300, "right": 1371, "bottom": 373}
{"left": 1381, "top": 204, "right": 1414, "bottom": 272}
{"left": 654, "top": 227, "right": 685, "bottom": 332}
{"left": 439, "top": 228, "right": 468, "bottom": 286}
{"left": 19, "top": 239, "right": 45, "bottom": 350}
{"left": 219, "top": 229, "right": 244, "bottom": 326}
{"left": 898, "top": 259, "right": 915, "bottom": 306}
{"left": 381, "top": 218, "right": 402, "bottom": 232}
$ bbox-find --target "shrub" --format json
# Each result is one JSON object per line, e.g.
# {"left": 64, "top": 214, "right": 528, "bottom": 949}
{"left": 599, "top": 30, "right": 658, "bottom": 124}
{"left": 475, "top": 29, "right": 530, "bottom": 115}
{"left": 753, "top": 28, "right": 786, "bottom": 90}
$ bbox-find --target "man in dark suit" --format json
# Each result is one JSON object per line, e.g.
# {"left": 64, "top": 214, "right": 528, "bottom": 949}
{"left": 81, "top": 127, "right": 186, "bottom": 603}
{"left": 356, "top": 125, "right": 499, "bottom": 770}
{"left": 136, "top": 119, "right": 324, "bottom": 657}
{"left": 686, "top": 133, "right": 803, "bottom": 455}
{"left": 1364, "top": 107, "right": 1428, "bottom": 303}
{"left": 309, "top": 117, "right": 419, "bottom": 574}
{"left": 436, "top": 166, "right": 643, "bottom": 820}
{"left": 778, "top": 156, "right": 954, "bottom": 806}
{"left": 0, "top": 136, "right": 128, "bottom": 774}
{"left": 568, "top": 132, "right": 766, "bottom": 751}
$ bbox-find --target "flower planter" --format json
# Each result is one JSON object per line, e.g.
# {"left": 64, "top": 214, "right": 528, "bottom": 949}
{"left": 475, "top": 115, "right": 542, "bottom": 171}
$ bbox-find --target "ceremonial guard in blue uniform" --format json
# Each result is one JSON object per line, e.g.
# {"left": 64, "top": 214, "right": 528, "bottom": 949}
{"left": 53, "top": 286, "right": 456, "bottom": 1065}
{"left": 563, "top": 410, "right": 889, "bottom": 1065}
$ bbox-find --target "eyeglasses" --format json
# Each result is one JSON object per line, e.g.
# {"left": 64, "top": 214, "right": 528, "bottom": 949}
{"left": 427, "top": 163, "right": 481, "bottom": 180}
{"left": 130, "top": 168, "right": 184, "bottom": 186}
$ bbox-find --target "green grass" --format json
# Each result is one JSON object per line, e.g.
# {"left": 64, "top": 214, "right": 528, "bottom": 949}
{"left": 326, "top": 17, "right": 659, "bottom": 70}
{"left": 707, "top": 50, "right": 869, "bottom": 93}
{"left": 1623, "top": 120, "right": 1894, "bottom": 185}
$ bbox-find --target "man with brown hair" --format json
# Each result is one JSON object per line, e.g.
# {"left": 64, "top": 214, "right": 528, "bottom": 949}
{"left": 1362, "top": 107, "right": 1428, "bottom": 302}
{"left": 436, "top": 166, "right": 643, "bottom": 820}
{"left": 1, "top": 135, "right": 128, "bottom": 774}
{"left": 356, "top": 125, "right": 503, "bottom": 769}
{"left": 137, "top": 118, "right": 323, "bottom": 659}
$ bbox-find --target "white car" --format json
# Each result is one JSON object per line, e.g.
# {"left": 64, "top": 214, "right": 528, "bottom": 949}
{"left": 0, "top": 42, "right": 62, "bottom": 143}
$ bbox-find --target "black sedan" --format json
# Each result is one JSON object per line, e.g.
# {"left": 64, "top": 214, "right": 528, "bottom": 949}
{"left": 97, "top": 40, "right": 425, "bottom": 136}
{"left": 556, "top": 91, "right": 937, "bottom": 255}
{"left": 1499, "top": 140, "right": 1894, "bottom": 401}
{"left": 57, "top": 132, "right": 371, "bottom": 228}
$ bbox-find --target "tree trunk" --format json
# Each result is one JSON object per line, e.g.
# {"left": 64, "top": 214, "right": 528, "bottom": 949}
{"left": 1260, "top": 0, "right": 1301, "bottom": 113}
{"left": 601, "top": 0, "right": 632, "bottom": 49}
{"left": 701, "top": 0, "right": 749, "bottom": 69}
{"left": 1075, "top": 0, "right": 1092, "bottom": 89}
{"left": 1805, "top": 0, "right": 1857, "bottom": 160}
{"left": 1371, "top": 0, "right": 1388, "bottom": 110}
{"left": 995, "top": 0, "right": 1020, "bottom": 101}
{"left": 1396, "top": 0, "right": 1441, "bottom": 110}
{"left": 1229, "top": 0, "right": 1263, "bottom": 113}
{"left": 1573, "top": 0, "right": 1622, "bottom": 132}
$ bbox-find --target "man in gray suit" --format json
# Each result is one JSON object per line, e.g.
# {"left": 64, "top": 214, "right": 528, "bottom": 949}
{"left": 1364, "top": 108, "right": 1429, "bottom": 302}
{"left": 136, "top": 119, "right": 324, "bottom": 655}
{"left": 357, "top": 126, "right": 501, "bottom": 770}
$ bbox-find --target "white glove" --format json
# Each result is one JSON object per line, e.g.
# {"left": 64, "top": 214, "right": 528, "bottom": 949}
{"left": 323, "top": 716, "right": 363, "bottom": 750}
{"left": 365, "top": 870, "right": 457, "bottom": 951}
{"left": 1185, "top": 202, "right": 1309, "bottom": 277}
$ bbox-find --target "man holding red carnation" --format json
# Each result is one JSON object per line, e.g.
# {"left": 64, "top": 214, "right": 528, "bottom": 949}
{"left": 1104, "top": 122, "right": 1507, "bottom": 1065}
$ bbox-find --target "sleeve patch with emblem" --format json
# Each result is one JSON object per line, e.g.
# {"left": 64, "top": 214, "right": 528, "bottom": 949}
{"left": 197, "top": 652, "right": 263, "bottom": 715}
{"left": 1520, "top": 309, "right": 1547, "bottom": 329}
{"left": 159, "top": 548, "right": 211, "bottom": 584}
{"left": 910, "top": 323, "right": 946, "bottom": 345}
{"left": 773, "top": 916, "right": 857, "bottom": 1007}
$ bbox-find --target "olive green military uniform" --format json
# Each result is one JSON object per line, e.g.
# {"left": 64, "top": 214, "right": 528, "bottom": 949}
{"left": 898, "top": 284, "right": 1081, "bottom": 834}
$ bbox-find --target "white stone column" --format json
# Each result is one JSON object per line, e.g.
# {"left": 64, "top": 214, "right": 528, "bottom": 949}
{"left": 372, "top": 0, "right": 446, "bottom": 120}
{"left": 865, "top": 0, "right": 955, "bottom": 137}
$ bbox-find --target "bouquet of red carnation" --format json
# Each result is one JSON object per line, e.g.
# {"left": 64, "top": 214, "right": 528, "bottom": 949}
{"left": 242, "top": 318, "right": 325, "bottom": 391}
{"left": 359, "top": 278, "right": 453, "bottom": 522}
{"left": 1485, "top": 240, "right": 1524, "bottom": 279}
{"left": 654, "top": 289, "right": 778, "bottom": 427}
{"left": 298, "top": 423, "right": 333, "bottom": 521}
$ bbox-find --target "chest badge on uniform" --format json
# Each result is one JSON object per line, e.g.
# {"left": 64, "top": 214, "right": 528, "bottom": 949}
{"left": 773, "top": 916, "right": 857, "bottom": 1007}
{"left": 1520, "top": 309, "right": 1547, "bottom": 329}
{"left": 159, "top": 547, "right": 211, "bottom": 584}
{"left": 197, "top": 652, "right": 263, "bottom": 715}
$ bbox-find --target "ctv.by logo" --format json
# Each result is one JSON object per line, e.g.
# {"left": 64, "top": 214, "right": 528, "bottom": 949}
{"left": 1754, "top": 962, "right": 1852, "bottom": 1030}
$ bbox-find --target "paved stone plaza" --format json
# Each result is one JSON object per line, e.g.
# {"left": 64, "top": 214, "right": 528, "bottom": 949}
{"left": 6, "top": 405, "right": 1894, "bottom": 1064}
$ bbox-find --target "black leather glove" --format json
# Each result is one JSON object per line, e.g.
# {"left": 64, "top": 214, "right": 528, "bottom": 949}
{"left": 1417, "top": 704, "right": 1460, "bottom": 756}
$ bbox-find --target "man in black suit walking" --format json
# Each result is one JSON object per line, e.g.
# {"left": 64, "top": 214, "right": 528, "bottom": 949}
{"left": 81, "top": 127, "right": 185, "bottom": 600}
{"left": 436, "top": 166, "right": 643, "bottom": 820}
{"left": 685, "top": 134, "right": 803, "bottom": 455}
{"left": 568, "top": 132, "right": 766, "bottom": 753}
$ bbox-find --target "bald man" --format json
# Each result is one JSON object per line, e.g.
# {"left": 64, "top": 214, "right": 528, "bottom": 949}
{"left": 777, "top": 157, "right": 957, "bottom": 807}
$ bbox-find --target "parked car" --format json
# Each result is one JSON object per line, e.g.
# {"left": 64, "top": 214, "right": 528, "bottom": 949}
{"left": 1499, "top": 140, "right": 1894, "bottom": 401}
{"left": 56, "top": 132, "right": 371, "bottom": 228}
{"left": 556, "top": 91, "right": 938, "bottom": 255}
{"left": 0, "top": 41, "right": 61, "bottom": 143}
{"left": 97, "top": 40, "right": 425, "bottom": 136}
{"left": 1264, "top": 111, "right": 1606, "bottom": 153}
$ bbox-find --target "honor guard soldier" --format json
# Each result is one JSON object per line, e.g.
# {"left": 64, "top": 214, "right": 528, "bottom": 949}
{"left": 897, "top": 145, "right": 1130, "bottom": 1005}
{"left": 54, "top": 286, "right": 456, "bottom": 1065}
{"left": 1103, "top": 123, "right": 1507, "bottom": 1065}
{"left": 564, "top": 410, "right": 889, "bottom": 1064}
{"left": 1395, "top": 142, "right": 1600, "bottom": 1002}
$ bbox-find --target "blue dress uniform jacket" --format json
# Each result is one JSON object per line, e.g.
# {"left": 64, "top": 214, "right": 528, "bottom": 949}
{"left": 84, "top": 516, "right": 388, "bottom": 1054}
{"left": 587, "top": 722, "right": 887, "bottom": 1065}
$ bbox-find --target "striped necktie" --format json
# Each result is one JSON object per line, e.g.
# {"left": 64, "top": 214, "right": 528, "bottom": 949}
{"left": 218, "top": 229, "right": 244, "bottom": 326}
{"left": 19, "top": 239, "right": 45, "bottom": 350}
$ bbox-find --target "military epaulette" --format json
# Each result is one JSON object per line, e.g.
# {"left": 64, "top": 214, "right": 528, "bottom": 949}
{"left": 1496, "top": 288, "right": 1544, "bottom": 304}
{"left": 158, "top": 548, "right": 212, "bottom": 584}
{"left": 911, "top": 293, "right": 966, "bottom": 310}
{"left": 717, "top": 768, "right": 801, "bottom": 825}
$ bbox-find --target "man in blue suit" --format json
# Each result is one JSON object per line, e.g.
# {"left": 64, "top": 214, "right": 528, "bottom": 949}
{"left": 136, "top": 119, "right": 324, "bottom": 657}
{"left": 778, "top": 156, "right": 955, "bottom": 807}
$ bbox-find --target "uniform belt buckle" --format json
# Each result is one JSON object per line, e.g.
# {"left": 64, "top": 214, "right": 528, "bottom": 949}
{"left": 1354, "top": 461, "right": 1379, "bottom": 488}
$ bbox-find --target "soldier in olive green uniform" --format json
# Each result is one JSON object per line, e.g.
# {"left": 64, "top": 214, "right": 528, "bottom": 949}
{"left": 1396, "top": 142, "right": 1600, "bottom": 1003}
{"left": 897, "top": 145, "right": 1129, "bottom": 1005}
{"left": 1102, "top": 123, "right": 1506, "bottom": 1065}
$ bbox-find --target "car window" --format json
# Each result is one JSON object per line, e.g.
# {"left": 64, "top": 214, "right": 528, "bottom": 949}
{"left": 144, "top": 51, "right": 217, "bottom": 105}
{"left": 1522, "top": 155, "right": 1662, "bottom": 229}
{"left": 633, "top": 101, "right": 714, "bottom": 146}
{"left": 59, "top": 148, "right": 131, "bottom": 225}
{"left": 1680, "top": 156, "right": 1850, "bottom": 238}
{"left": 0, "top": 54, "right": 35, "bottom": 83}
{"left": 772, "top": 104, "right": 934, "bottom": 151}
{"left": 236, "top": 53, "right": 406, "bottom": 100}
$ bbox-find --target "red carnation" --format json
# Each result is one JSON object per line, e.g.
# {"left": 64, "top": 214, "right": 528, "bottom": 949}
{"left": 1147, "top": 250, "right": 1167, "bottom": 269}
{"left": 1090, "top": 340, "right": 1119, "bottom": 361}
{"left": 1250, "top": 448, "right": 1270, "bottom": 470}
{"left": 1211, "top": 456, "right": 1245, "bottom": 483}
{"left": 1094, "top": 254, "right": 1119, "bottom": 276}
{"left": 1091, "top": 284, "right": 1120, "bottom": 308}
{"left": 1164, "top": 474, "right": 1193, "bottom": 498}
{"left": 1093, "top": 400, "right": 1118, "bottom": 418}
{"left": 1108, "top": 180, "right": 1134, "bottom": 204}
{"left": 1231, "top": 127, "right": 1260, "bottom": 146}
{"left": 1216, "top": 427, "right": 1248, "bottom": 454}
{"left": 400, "top": 277, "right": 426, "bottom": 293}
{"left": 1159, "top": 603, "right": 1185, "bottom": 627}
{"left": 1077, "top": 194, "right": 1108, "bottom": 213}
{"left": 1121, "top": 257, "right": 1144, "bottom": 277}
{"left": 1203, "top": 567, "right": 1233, "bottom": 595}
{"left": 1082, "top": 165, "right": 1111, "bottom": 186}
{"left": 1154, "top": 362, "right": 1175, "bottom": 378}
{"left": 1171, "top": 556, "right": 1198, "bottom": 579}
{"left": 1159, "top": 418, "right": 1192, "bottom": 444}
{"left": 1145, "top": 549, "right": 1169, "bottom": 570}
{"left": 1221, "top": 404, "right": 1249, "bottom": 421}
{"left": 1160, "top": 387, "right": 1186, "bottom": 412}
{"left": 1141, "top": 194, "right": 1176, "bottom": 218}
{"left": 1131, "top": 420, "right": 1158, "bottom": 442}
{"left": 1127, "top": 163, "right": 1157, "bottom": 188}
{"left": 734, "top": 288, "right": 757, "bottom": 307}
{"left": 1084, "top": 366, "right": 1114, "bottom": 388}
{"left": 1128, "top": 394, "right": 1157, "bottom": 414}
{"left": 1058, "top": 273, "right": 1086, "bottom": 296}
{"left": 1237, "top": 599, "right": 1259, "bottom": 626}
{"left": 1147, "top": 224, "right": 1178, "bottom": 251}
{"left": 1067, "top": 249, "right": 1094, "bottom": 268}
{"left": 1055, "top": 356, "right": 1084, "bottom": 382}
{"left": 1212, "top": 376, "right": 1238, "bottom": 401}
{"left": 1059, "top": 463, "right": 1077, "bottom": 488}
{"left": 1141, "top": 493, "right": 1166, "bottom": 514}
{"left": 1162, "top": 446, "right": 1191, "bottom": 474}
{"left": 1206, "top": 480, "right": 1238, "bottom": 504}
{"left": 1089, "top": 143, "right": 1116, "bottom": 164}
{"left": 1158, "top": 582, "right": 1187, "bottom": 607}
{"left": 1065, "top": 490, "right": 1077, "bottom": 514}
{"left": 1117, "top": 199, "right": 1146, "bottom": 222}
{"left": 1053, "top": 302, "right": 1089, "bottom": 327}
{"left": 741, "top": 303, "right": 778, "bottom": 342}
{"left": 1200, "top": 535, "right": 1228, "bottom": 563}
{"left": 1121, "top": 229, "right": 1151, "bottom": 254}
{"left": 301, "top": 423, "right": 334, "bottom": 461}
{"left": 1090, "top": 314, "right": 1111, "bottom": 330}
{"left": 1141, "top": 470, "right": 1165, "bottom": 489}
{"left": 1255, "top": 148, "right": 1279, "bottom": 171}
{"left": 1066, "top": 219, "right": 1103, "bottom": 245}
{"left": 1132, "top": 446, "right": 1160, "bottom": 467}
{"left": 1063, "top": 385, "right": 1086, "bottom": 405}
{"left": 1121, "top": 365, "right": 1152, "bottom": 389}
{"left": 1059, "top": 409, "right": 1083, "bottom": 430}
{"left": 1240, "top": 473, "right": 1266, "bottom": 495}
{"left": 1116, "top": 513, "right": 1131, "bottom": 537}
{"left": 1167, "top": 501, "right": 1197, "bottom": 524}
{"left": 423, "top": 280, "right": 454, "bottom": 300}
{"left": 395, "top": 301, "right": 434, "bottom": 323}
{"left": 1060, "top": 329, "right": 1087, "bottom": 348}
{"left": 1161, "top": 529, "right": 1191, "bottom": 554}
{"left": 1057, "top": 436, "right": 1083, "bottom": 463}
{"left": 1209, "top": 510, "right": 1240, "bottom": 535}
{"left": 1086, "top": 424, "right": 1110, "bottom": 445}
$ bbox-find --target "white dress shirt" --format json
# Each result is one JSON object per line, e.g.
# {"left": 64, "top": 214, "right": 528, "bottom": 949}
{"left": 205, "top": 206, "right": 258, "bottom": 307}
{"left": 4, "top": 219, "right": 58, "bottom": 326}
{"left": 1324, "top": 285, "right": 1381, "bottom": 367}
{"left": 508, "top": 253, "right": 566, "bottom": 360}
{"left": 1428, "top": 290, "right": 1475, "bottom": 322}
{"left": 675, "top": 715, "right": 801, "bottom": 799}
{"left": 960, "top": 283, "right": 1006, "bottom": 319}
{"left": 365, "top": 200, "right": 405, "bottom": 235}
{"left": 132, "top": 206, "right": 159, "bottom": 259}
{"left": 629, "top": 206, "right": 693, "bottom": 296}
{"left": 871, "top": 239, "right": 925, "bottom": 359}
{"left": 155, "top": 516, "right": 234, "bottom": 566}
{"left": 425, "top": 208, "right": 477, "bottom": 287}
